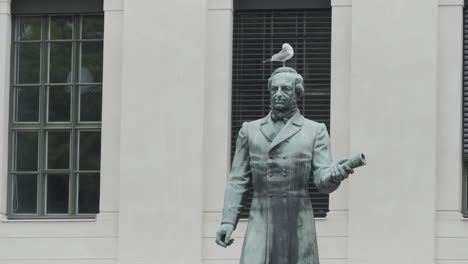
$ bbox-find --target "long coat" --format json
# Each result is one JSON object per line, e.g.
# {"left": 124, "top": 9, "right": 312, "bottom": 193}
{"left": 221, "top": 111, "right": 341, "bottom": 264}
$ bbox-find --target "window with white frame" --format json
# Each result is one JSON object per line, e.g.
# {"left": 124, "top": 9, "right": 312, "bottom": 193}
{"left": 8, "top": 14, "right": 103, "bottom": 218}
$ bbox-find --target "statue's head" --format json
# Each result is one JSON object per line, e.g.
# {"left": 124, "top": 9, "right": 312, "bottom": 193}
{"left": 268, "top": 67, "right": 304, "bottom": 111}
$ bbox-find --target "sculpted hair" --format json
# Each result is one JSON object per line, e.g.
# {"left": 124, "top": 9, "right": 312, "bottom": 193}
{"left": 267, "top": 67, "right": 304, "bottom": 98}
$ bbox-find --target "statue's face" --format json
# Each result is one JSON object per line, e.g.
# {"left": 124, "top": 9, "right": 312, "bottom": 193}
{"left": 270, "top": 73, "right": 297, "bottom": 111}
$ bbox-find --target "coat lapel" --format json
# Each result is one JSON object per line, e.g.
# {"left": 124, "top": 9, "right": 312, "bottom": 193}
{"left": 269, "top": 111, "right": 304, "bottom": 152}
{"left": 259, "top": 113, "right": 276, "bottom": 143}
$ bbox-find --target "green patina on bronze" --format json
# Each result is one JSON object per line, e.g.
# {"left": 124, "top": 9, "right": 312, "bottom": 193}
{"left": 216, "top": 67, "right": 366, "bottom": 264}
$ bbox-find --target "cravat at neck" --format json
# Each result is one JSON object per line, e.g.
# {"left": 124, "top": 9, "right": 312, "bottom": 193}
{"left": 271, "top": 107, "right": 298, "bottom": 123}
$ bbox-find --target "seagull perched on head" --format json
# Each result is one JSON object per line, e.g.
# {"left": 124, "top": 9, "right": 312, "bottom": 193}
{"left": 263, "top": 43, "right": 294, "bottom": 67}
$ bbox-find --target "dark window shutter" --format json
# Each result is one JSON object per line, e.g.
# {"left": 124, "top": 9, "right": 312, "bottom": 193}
{"left": 464, "top": 8, "right": 468, "bottom": 161}
{"left": 464, "top": 7, "right": 468, "bottom": 217}
{"left": 231, "top": 9, "right": 332, "bottom": 218}
{"left": 235, "top": 0, "right": 330, "bottom": 10}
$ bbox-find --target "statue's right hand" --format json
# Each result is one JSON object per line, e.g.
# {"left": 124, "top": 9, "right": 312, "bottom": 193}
{"left": 215, "top": 223, "right": 235, "bottom": 248}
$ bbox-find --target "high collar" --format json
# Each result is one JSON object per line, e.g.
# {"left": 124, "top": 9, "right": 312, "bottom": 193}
{"left": 260, "top": 110, "right": 304, "bottom": 149}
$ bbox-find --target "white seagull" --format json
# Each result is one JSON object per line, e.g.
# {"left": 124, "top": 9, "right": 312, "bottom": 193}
{"left": 263, "top": 43, "right": 294, "bottom": 67}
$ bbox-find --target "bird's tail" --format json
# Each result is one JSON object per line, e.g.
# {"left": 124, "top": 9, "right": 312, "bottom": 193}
{"left": 263, "top": 59, "right": 271, "bottom": 63}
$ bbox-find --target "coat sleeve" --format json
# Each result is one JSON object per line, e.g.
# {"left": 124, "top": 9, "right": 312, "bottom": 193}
{"left": 221, "top": 122, "right": 251, "bottom": 229}
{"left": 312, "top": 123, "right": 341, "bottom": 194}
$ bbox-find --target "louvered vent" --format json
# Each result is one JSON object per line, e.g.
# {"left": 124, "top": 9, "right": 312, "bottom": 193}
{"left": 231, "top": 9, "right": 332, "bottom": 218}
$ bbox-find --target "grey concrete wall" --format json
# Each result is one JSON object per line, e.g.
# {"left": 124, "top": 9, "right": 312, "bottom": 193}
{"left": 0, "top": 0, "right": 466, "bottom": 263}
{"left": 436, "top": 1, "right": 468, "bottom": 263}
{"left": 347, "top": 0, "right": 438, "bottom": 263}
{"left": 117, "top": 0, "right": 207, "bottom": 263}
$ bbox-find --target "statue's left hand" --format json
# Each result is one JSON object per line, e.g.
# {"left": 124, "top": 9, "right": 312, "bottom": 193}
{"left": 331, "top": 159, "right": 354, "bottom": 182}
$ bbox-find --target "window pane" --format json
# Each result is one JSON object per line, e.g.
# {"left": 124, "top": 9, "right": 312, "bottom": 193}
{"left": 17, "top": 43, "right": 41, "bottom": 84}
{"left": 46, "top": 174, "right": 69, "bottom": 214}
{"left": 48, "top": 86, "right": 71, "bottom": 122}
{"left": 78, "top": 173, "right": 100, "bottom": 214}
{"left": 15, "top": 131, "right": 38, "bottom": 171}
{"left": 79, "top": 86, "right": 102, "bottom": 122}
{"left": 15, "top": 86, "right": 39, "bottom": 122}
{"left": 80, "top": 42, "right": 103, "bottom": 83}
{"left": 12, "top": 174, "right": 37, "bottom": 214}
{"left": 79, "top": 131, "right": 101, "bottom": 170}
{"left": 81, "top": 16, "right": 103, "bottom": 39}
{"left": 47, "top": 131, "right": 70, "bottom": 169}
{"left": 49, "top": 42, "right": 73, "bottom": 83}
{"left": 18, "top": 17, "right": 41, "bottom": 40}
{"left": 50, "top": 16, "right": 73, "bottom": 40}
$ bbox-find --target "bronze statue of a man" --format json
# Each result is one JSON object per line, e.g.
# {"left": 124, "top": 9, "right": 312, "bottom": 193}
{"left": 216, "top": 67, "right": 354, "bottom": 264}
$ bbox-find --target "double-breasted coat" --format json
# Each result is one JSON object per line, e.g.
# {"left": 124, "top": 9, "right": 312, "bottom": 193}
{"left": 221, "top": 111, "right": 341, "bottom": 264}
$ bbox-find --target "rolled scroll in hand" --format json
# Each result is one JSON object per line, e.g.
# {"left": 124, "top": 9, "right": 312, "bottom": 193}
{"left": 343, "top": 153, "right": 366, "bottom": 169}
